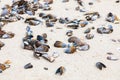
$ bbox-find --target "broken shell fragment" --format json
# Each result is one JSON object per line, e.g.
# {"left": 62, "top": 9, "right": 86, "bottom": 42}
{"left": 77, "top": 44, "right": 90, "bottom": 51}
{"left": 42, "top": 53, "right": 55, "bottom": 62}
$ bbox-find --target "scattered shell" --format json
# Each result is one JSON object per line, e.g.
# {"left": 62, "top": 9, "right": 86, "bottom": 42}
{"left": 0, "top": 64, "right": 7, "bottom": 71}
{"left": 66, "top": 30, "right": 73, "bottom": 37}
{"left": 77, "top": 44, "right": 90, "bottom": 51}
{"left": 117, "top": 39, "right": 120, "bottom": 42}
{"left": 42, "top": 53, "right": 55, "bottom": 62}
{"left": 33, "top": 52, "right": 43, "bottom": 59}
{"left": 96, "top": 62, "right": 106, "bottom": 70}
{"left": 67, "top": 23, "right": 79, "bottom": 29}
{"left": 107, "top": 52, "right": 113, "bottom": 55}
{"left": 79, "top": 21, "right": 88, "bottom": 27}
{"left": 84, "top": 28, "right": 91, "bottom": 34}
{"left": 64, "top": 46, "right": 76, "bottom": 54}
{"left": 111, "top": 39, "right": 116, "bottom": 42}
{"left": 2, "top": 32, "right": 15, "bottom": 39}
{"left": 0, "top": 69, "right": 2, "bottom": 73}
{"left": 107, "top": 56, "right": 119, "bottom": 61}
{"left": 44, "top": 67, "right": 48, "bottom": 70}
{"left": 55, "top": 66, "right": 65, "bottom": 75}
{"left": 46, "top": 21, "right": 54, "bottom": 27}
{"left": 35, "top": 45, "right": 50, "bottom": 52}
{"left": 68, "top": 36, "right": 84, "bottom": 46}
{"left": 75, "top": 6, "right": 80, "bottom": 11}
{"left": 24, "top": 63, "right": 33, "bottom": 69}
{"left": 97, "top": 26, "right": 113, "bottom": 34}
{"left": 85, "top": 34, "right": 94, "bottom": 39}
{"left": 0, "top": 41, "right": 5, "bottom": 49}
{"left": 25, "top": 18, "right": 42, "bottom": 26}
{"left": 42, "top": 33, "right": 47, "bottom": 39}
{"left": 68, "top": 36, "right": 79, "bottom": 43}
{"left": 116, "top": 0, "right": 120, "bottom": 3}
{"left": 88, "top": 2, "right": 93, "bottom": 5}
{"left": 54, "top": 41, "right": 67, "bottom": 48}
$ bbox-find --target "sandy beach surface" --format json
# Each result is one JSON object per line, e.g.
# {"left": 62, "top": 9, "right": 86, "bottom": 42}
{"left": 0, "top": 0, "right": 120, "bottom": 80}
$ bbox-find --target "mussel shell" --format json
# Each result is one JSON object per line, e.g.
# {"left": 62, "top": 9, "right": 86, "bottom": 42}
{"left": 35, "top": 45, "right": 50, "bottom": 52}
{"left": 66, "top": 30, "right": 73, "bottom": 37}
{"left": 77, "top": 44, "right": 90, "bottom": 51}
{"left": 33, "top": 52, "right": 43, "bottom": 59}
{"left": 24, "top": 63, "right": 33, "bottom": 69}
{"left": 68, "top": 36, "right": 79, "bottom": 43}
{"left": 96, "top": 62, "right": 106, "bottom": 70}
{"left": 84, "top": 28, "right": 91, "bottom": 34}
{"left": 42, "top": 53, "right": 55, "bottom": 62}
{"left": 54, "top": 41, "right": 66, "bottom": 48}
{"left": 0, "top": 64, "right": 6, "bottom": 71}
{"left": 64, "top": 46, "right": 76, "bottom": 54}
{"left": 85, "top": 34, "right": 94, "bottom": 39}
{"left": 0, "top": 41, "right": 5, "bottom": 48}
{"left": 67, "top": 23, "right": 79, "bottom": 29}
{"left": 55, "top": 66, "right": 65, "bottom": 75}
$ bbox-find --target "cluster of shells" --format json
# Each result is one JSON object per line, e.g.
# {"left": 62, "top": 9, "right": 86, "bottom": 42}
{"left": 0, "top": 0, "right": 120, "bottom": 74}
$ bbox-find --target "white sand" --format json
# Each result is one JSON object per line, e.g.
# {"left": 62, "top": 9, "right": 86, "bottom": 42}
{"left": 0, "top": 0, "right": 120, "bottom": 80}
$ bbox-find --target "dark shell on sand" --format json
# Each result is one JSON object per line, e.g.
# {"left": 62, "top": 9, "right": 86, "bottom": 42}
{"left": 33, "top": 52, "right": 43, "bottom": 59}
{"left": 68, "top": 36, "right": 79, "bottom": 43}
{"left": 0, "top": 41, "right": 5, "bottom": 49}
{"left": 68, "top": 36, "right": 84, "bottom": 46}
{"left": 25, "top": 18, "right": 42, "bottom": 26}
{"left": 0, "top": 30, "right": 15, "bottom": 39}
{"left": 85, "top": 34, "right": 94, "bottom": 39}
{"left": 24, "top": 63, "right": 33, "bottom": 69}
{"left": 97, "top": 27, "right": 113, "bottom": 34}
{"left": 55, "top": 66, "right": 65, "bottom": 75}
{"left": 66, "top": 30, "right": 73, "bottom": 37}
{"left": 35, "top": 44, "right": 50, "bottom": 52}
{"left": 84, "top": 28, "right": 91, "bottom": 34}
{"left": 96, "top": 62, "right": 106, "bottom": 70}
{"left": 67, "top": 23, "right": 79, "bottom": 29}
